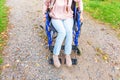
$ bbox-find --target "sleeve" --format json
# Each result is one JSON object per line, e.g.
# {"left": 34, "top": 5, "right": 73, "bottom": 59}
{"left": 43, "top": 0, "right": 51, "bottom": 17}
{"left": 74, "top": 0, "right": 83, "bottom": 12}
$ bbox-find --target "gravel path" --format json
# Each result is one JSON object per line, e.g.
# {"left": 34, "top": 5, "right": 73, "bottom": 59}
{"left": 1, "top": 0, "right": 120, "bottom": 80}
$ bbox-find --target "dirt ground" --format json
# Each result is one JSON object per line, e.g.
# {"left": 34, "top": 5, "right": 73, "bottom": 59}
{"left": 0, "top": 0, "right": 120, "bottom": 80}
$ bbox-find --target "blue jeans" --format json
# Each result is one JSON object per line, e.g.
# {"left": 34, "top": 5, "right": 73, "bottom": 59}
{"left": 51, "top": 18, "right": 74, "bottom": 55}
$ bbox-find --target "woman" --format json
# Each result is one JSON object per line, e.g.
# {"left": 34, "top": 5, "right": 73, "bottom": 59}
{"left": 43, "top": 0, "right": 83, "bottom": 68}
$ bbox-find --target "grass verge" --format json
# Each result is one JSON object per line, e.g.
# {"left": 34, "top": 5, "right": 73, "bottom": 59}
{"left": 83, "top": 0, "right": 120, "bottom": 30}
{"left": 0, "top": 0, "right": 8, "bottom": 65}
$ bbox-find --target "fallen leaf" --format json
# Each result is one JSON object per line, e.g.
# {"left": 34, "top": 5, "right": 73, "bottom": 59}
{"left": 16, "top": 60, "right": 20, "bottom": 62}
{"left": 2, "top": 64, "right": 10, "bottom": 69}
{"left": 87, "top": 41, "right": 92, "bottom": 45}
{"left": 36, "top": 63, "right": 40, "bottom": 67}
{"left": 94, "top": 57, "right": 98, "bottom": 63}
{"left": 102, "top": 55, "right": 108, "bottom": 60}
{"left": 114, "top": 66, "right": 120, "bottom": 70}
{"left": 46, "top": 55, "right": 49, "bottom": 60}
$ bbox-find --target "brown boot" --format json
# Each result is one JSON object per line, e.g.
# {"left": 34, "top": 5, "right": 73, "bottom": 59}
{"left": 66, "top": 55, "right": 72, "bottom": 67}
{"left": 53, "top": 55, "right": 61, "bottom": 68}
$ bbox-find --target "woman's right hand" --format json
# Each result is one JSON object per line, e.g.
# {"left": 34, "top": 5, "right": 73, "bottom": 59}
{"left": 43, "top": 17, "right": 46, "bottom": 22}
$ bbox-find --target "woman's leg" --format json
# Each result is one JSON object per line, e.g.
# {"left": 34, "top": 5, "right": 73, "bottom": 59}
{"left": 63, "top": 18, "right": 73, "bottom": 67}
{"left": 51, "top": 19, "right": 66, "bottom": 68}
{"left": 63, "top": 18, "right": 74, "bottom": 55}
{"left": 51, "top": 19, "right": 66, "bottom": 55}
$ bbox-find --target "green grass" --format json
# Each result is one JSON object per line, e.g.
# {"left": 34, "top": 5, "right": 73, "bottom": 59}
{"left": 0, "top": 54, "right": 3, "bottom": 64}
{"left": 0, "top": 0, "right": 8, "bottom": 65}
{"left": 83, "top": 0, "right": 120, "bottom": 29}
{"left": 0, "top": 0, "right": 8, "bottom": 33}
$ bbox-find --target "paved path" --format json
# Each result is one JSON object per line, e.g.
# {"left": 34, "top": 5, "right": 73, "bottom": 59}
{"left": 1, "top": 0, "right": 120, "bottom": 80}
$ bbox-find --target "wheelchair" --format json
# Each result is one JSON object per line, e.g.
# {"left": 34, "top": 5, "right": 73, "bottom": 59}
{"left": 45, "top": 1, "right": 83, "bottom": 65}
